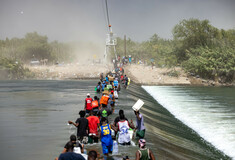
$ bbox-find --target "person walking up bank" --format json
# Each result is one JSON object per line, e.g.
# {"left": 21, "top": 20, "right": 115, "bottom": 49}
{"left": 135, "top": 139, "right": 155, "bottom": 160}
{"left": 134, "top": 110, "right": 145, "bottom": 139}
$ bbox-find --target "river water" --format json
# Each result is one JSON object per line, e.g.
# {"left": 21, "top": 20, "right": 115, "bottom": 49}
{"left": 0, "top": 80, "right": 234, "bottom": 160}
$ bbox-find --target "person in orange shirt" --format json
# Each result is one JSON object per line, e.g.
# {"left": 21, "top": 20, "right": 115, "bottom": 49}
{"left": 91, "top": 96, "right": 99, "bottom": 115}
{"left": 98, "top": 92, "right": 111, "bottom": 122}
{"left": 99, "top": 91, "right": 109, "bottom": 108}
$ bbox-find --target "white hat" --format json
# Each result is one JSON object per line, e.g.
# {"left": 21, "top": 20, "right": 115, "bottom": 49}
{"left": 87, "top": 93, "right": 90, "bottom": 96}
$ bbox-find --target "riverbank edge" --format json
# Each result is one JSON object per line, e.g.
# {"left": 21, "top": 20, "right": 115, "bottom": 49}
{"left": 3, "top": 64, "right": 233, "bottom": 87}
{"left": 124, "top": 65, "right": 235, "bottom": 87}
{"left": 127, "top": 75, "right": 235, "bottom": 87}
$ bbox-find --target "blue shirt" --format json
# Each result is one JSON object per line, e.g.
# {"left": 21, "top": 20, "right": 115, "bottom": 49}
{"left": 105, "top": 77, "right": 109, "bottom": 82}
{"left": 113, "top": 80, "right": 118, "bottom": 87}
{"left": 109, "top": 94, "right": 114, "bottom": 105}
{"left": 102, "top": 83, "right": 106, "bottom": 90}
{"left": 100, "top": 124, "right": 113, "bottom": 146}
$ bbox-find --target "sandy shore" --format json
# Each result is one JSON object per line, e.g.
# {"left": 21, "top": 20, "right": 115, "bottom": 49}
{"left": 124, "top": 65, "right": 191, "bottom": 85}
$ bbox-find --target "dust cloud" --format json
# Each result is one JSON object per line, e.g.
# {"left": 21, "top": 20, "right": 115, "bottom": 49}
{"left": 68, "top": 41, "right": 105, "bottom": 65}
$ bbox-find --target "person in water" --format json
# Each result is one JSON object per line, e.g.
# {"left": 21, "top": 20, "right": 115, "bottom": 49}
{"left": 99, "top": 91, "right": 110, "bottom": 108}
{"left": 87, "top": 111, "right": 100, "bottom": 143}
{"left": 68, "top": 110, "right": 88, "bottom": 144}
{"left": 102, "top": 81, "right": 106, "bottom": 91}
{"left": 135, "top": 139, "right": 155, "bottom": 160}
{"left": 105, "top": 75, "right": 109, "bottom": 82}
{"left": 96, "top": 82, "right": 102, "bottom": 93}
{"left": 88, "top": 150, "right": 98, "bottom": 160}
{"left": 124, "top": 75, "right": 128, "bottom": 88}
{"left": 112, "top": 114, "right": 135, "bottom": 145}
{"left": 99, "top": 117, "right": 113, "bottom": 156}
{"left": 92, "top": 96, "right": 99, "bottom": 115}
{"left": 58, "top": 141, "right": 85, "bottom": 160}
{"left": 55, "top": 134, "right": 84, "bottom": 160}
{"left": 64, "top": 135, "right": 84, "bottom": 153}
{"left": 97, "top": 103, "right": 112, "bottom": 124}
{"left": 113, "top": 78, "right": 118, "bottom": 88}
{"left": 100, "top": 73, "right": 104, "bottom": 82}
{"left": 134, "top": 110, "right": 145, "bottom": 139}
{"left": 113, "top": 110, "right": 129, "bottom": 127}
{"left": 108, "top": 90, "right": 115, "bottom": 113}
{"left": 84, "top": 93, "right": 93, "bottom": 115}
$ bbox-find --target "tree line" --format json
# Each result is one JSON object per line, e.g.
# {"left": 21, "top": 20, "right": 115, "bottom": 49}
{"left": 114, "top": 18, "right": 235, "bottom": 83}
{"left": 0, "top": 32, "right": 75, "bottom": 79}
{"left": 0, "top": 32, "right": 74, "bottom": 64}
{"left": 0, "top": 18, "right": 234, "bottom": 82}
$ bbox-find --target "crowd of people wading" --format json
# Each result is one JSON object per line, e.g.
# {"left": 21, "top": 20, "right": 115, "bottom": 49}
{"left": 55, "top": 59, "right": 156, "bottom": 160}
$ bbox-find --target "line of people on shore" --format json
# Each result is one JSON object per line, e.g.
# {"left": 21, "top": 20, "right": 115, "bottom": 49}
{"left": 55, "top": 68, "right": 155, "bottom": 160}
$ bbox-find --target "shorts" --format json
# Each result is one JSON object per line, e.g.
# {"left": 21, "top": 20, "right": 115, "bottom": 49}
{"left": 88, "top": 135, "right": 98, "bottom": 143}
{"left": 119, "top": 141, "right": 130, "bottom": 145}
{"left": 77, "top": 136, "right": 88, "bottom": 144}
{"left": 86, "top": 110, "right": 91, "bottom": 114}
{"left": 92, "top": 108, "right": 99, "bottom": 115}
{"left": 136, "top": 129, "right": 145, "bottom": 139}
{"left": 102, "top": 143, "right": 113, "bottom": 154}
{"left": 102, "top": 104, "right": 107, "bottom": 108}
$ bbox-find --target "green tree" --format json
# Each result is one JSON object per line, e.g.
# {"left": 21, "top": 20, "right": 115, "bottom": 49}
{"left": 172, "top": 18, "right": 219, "bottom": 61}
{"left": 22, "top": 32, "right": 52, "bottom": 61}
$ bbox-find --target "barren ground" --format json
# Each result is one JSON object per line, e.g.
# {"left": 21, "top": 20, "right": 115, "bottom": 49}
{"left": 124, "top": 65, "right": 191, "bottom": 85}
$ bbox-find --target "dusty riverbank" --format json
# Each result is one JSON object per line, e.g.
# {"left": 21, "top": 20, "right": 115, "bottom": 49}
{"left": 26, "top": 64, "right": 233, "bottom": 86}
{"left": 26, "top": 64, "right": 112, "bottom": 80}
{"left": 124, "top": 65, "right": 234, "bottom": 86}
{"left": 124, "top": 65, "right": 190, "bottom": 85}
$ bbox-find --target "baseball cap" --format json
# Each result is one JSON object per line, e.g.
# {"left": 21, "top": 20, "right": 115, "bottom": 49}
{"left": 87, "top": 93, "right": 90, "bottom": 96}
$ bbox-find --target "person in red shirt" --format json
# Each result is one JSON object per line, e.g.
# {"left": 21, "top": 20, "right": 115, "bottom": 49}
{"left": 84, "top": 93, "right": 93, "bottom": 115}
{"left": 87, "top": 111, "right": 100, "bottom": 143}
